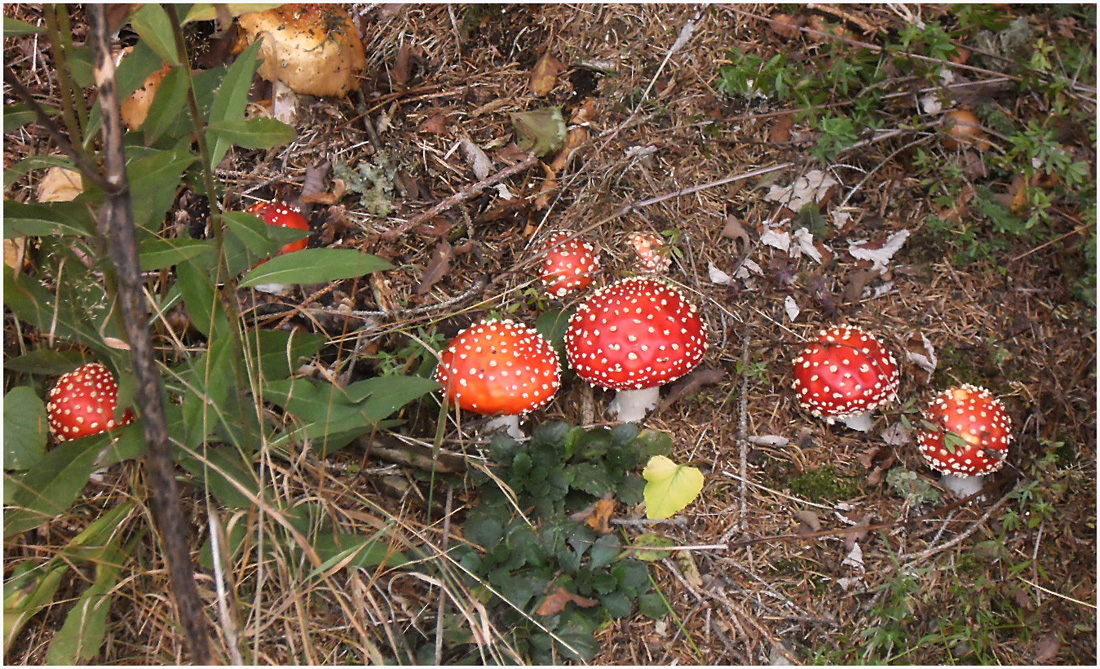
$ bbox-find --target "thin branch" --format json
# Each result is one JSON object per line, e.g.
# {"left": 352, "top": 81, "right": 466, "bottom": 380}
{"left": 88, "top": 6, "right": 211, "bottom": 664}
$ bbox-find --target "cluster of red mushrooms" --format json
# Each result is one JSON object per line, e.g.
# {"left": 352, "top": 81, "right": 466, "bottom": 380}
{"left": 44, "top": 221, "right": 1013, "bottom": 500}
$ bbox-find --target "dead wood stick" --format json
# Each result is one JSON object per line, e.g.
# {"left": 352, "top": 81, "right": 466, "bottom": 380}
{"left": 88, "top": 7, "right": 211, "bottom": 663}
{"left": 382, "top": 153, "right": 538, "bottom": 241}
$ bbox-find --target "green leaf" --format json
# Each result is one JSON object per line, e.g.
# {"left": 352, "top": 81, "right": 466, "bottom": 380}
{"left": 568, "top": 462, "right": 612, "bottom": 497}
{"left": 126, "top": 149, "right": 197, "bottom": 232}
{"left": 3, "top": 387, "right": 48, "bottom": 471}
{"left": 3, "top": 349, "right": 88, "bottom": 376}
{"left": 45, "top": 543, "right": 126, "bottom": 664}
{"left": 238, "top": 248, "right": 391, "bottom": 289}
{"left": 345, "top": 375, "right": 440, "bottom": 423}
{"left": 535, "top": 308, "right": 572, "bottom": 357}
{"left": 138, "top": 238, "right": 213, "bottom": 271}
{"left": 601, "top": 590, "right": 633, "bottom": 619}
{"left": 3, "top": 562, "right": 67, "bottom": 653}
{"left": 3, "top": 201, "right": 96, "bottom": 238}
{"left": 207, "top": 117, "right": 297, "bottom": 149}
{"left": 208, "top": 40, "right": 262, "bottom": 168}
{"left": 630, "top": 533, "right": 676, "bottom": 562}
{"left": 587, "top": 533, "right": 621, "bottom": 570}
{"left": 140, "top": 65, "right": 191, "bottom": 144}
{"left": 637, "top": 591, "right": 671, "bottom": 619}
{"left": 245, "top": 328, "right": 325, "bottom": 382}
{"left": 178, "top": 447, "right": 259, "bottom": 510}
{"left": 4, "top": 103, "right": 58, "bottom": 134}
{"left": 4, "top": 17, "right": 44, "bottom": 36}
{"left": 91, "top": 424, "right": 147, "bottom": 469}
{"left": 3, "top": 152, "right": 72, "bottom": 189}
{"left": 3, "top": 264, "right": 119, "bottom": 360}
{"left": 464, "top": 507, "right": 505, "bottom": 547}
{"left": 511, "top": 106, "right": 566, "bottom": 157}
{"left": 642, "top": 455, "right": 704, "bottom": 520}
{"left": 3, "top": 439, "right": 102, "bottom": 538}
{"left": 175, "top": 258, "right": 230, "bottom": 338}
{"left": 130, "top": 4, "right": 181, "bottom": 66}
{"left": 617, "top": 473, "right": 645, "bottom": 506}
{"left": 309, "top": 532, "right": 408, "bottom": 577}
{"left": 86, "top": 41, "right": 163, "bottom": 142}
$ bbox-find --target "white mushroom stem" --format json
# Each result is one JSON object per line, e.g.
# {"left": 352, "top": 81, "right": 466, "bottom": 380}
{"left": 839, "top": 410, "right": 874, "bottom": 433}
{"left": 609, "top": 387, "right": 660, "bottom": 424}
{"left": 484, "top": 414, "right": 525, "bottom": 440}
{"left": 939, "top": 473, "right": 985, "bottom": 499}
{"left": 253, "top": 282, "right": 293, "bottom": 295}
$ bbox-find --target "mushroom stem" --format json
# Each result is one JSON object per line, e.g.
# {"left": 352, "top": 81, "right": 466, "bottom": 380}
{"left": 839, "top": 410, "right": 874, "bottom": 433}
{"left": 939, "top": 473, "right": 985, "bottom": 498}
{"left": 609, "top": 387, "right": 660, "bottom": 423}
{"left": 484, "top": 414, "right": 524, "bottom": 440}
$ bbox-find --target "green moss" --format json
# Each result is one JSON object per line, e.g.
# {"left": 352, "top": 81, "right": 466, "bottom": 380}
{"left": 788, "top": 465, "right": 860, "bottom": 502}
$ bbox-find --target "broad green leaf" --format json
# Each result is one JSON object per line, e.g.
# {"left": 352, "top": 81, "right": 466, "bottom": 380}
{"left": 345, "top": 375, "right": 440, "bottom": 422}
{"left": 93, "top": 423, "right": 147, "bottom": 469}
{"left": 126, "top": 149, "right": 197, "bottom": 233}
{"left": 629, "top": 533, "right": 676, "bottom": 561}
{"left": 130, "top": 4, "right": 181, "bottom": 67}
{"left": 176, "top": 258, "right": 229, "bottom": 338}
{"left": 238, "top": 248, "right": 391, "bottom": 289}
{"left": 642, "top": 455, "right": 704, "bottom": 520}
{"left": 3, "top": 439, "right": 102, "bottom": 538}
{"left": 85, "top": 41, "right": 162, "bottom": 143}
{"left": 45, "top": 543, "right": 126, "bottom": 664}
{"left": 568, "top": 462, "right": 612, "bottom": 496}
{"left": 208, "top": 40, "right": 262, "bottom": 167}
{"left": 4, "top": 17, "right": 43, "bottom": 36}
{"left": 65, "top": 46, "right": 95, "bottom": 89}
{"left": 4, "top": 154, "right": 74, "bottom": 190}
{"left": 3, "top": 265, "right": 113, "bottom": 356}
{"left": 4, "top": 103, "right": 58, "bottom": 134}
{"left": 244, "top": 328, "right": 325, "bottom": 382}
{"left": 587, "top": 533, "right": 622, "bottom": 570}
{"left": 309, "top": 532, "right": 409, "bottom": 578}
{"left": 222, "top": 210, "right": 307, "bottom": 273}
{"left": 207, "top": 117, "right": 296, "bottom": 149}
{"left": 183, "top": 4, "right": 282, "bottom": 23}
{"left": 3, "top": 387, "right": 47, "bottom": 471}
{"left": 178, "top": 447, "right": 259, "bottom": 510}
{"left": 637, "top": 591, "right": 671, "bottom": 619}
{"left": 3, "top": 349, "right": 88, "bottom": 376}
{"left": 3, "top": 201, "right": 96, "bottom": 238}
{"left": 140, "top": 65, "right": 191, "bottom": 144}
{"left": 3, "top": 562, "right": 67, "bottom": 653}
{"left": 138, "top": 238, "right": 213, "bottom": 271}
{"left": 511, "top": 106, "right": 565, "bottom": 157}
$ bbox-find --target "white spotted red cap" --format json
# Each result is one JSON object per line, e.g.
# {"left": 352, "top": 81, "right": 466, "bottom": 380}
{"left": 565, "top": 276, "right": 707, "bottom": 391}
{"left": 539, "top": 232, "right": 599, "bottom": 298}
{"left": 791, "top": 324, "right": 900, "bottom": 430}
{"left": 46, "top": 362, "right": 134, "bottom": 442}
{"left": 435, "top": 319, "right": 561, "bottom": 416}
{"left": 916, "top": 384, "right": 1012, "bottom": 477}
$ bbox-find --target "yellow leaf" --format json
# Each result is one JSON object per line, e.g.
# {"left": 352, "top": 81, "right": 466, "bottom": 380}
{"left": 642, "top": 455, "right": 703, "bottom": 520}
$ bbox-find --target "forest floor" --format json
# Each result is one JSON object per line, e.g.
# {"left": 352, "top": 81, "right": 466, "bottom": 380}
{"left": 3, "top": 3, "right": 1096, "bottom": 665}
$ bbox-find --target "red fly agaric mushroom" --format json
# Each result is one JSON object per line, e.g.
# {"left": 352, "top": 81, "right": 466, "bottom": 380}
{"left": 539, "top": 232, "right": 599, "bottom": 298}
{"left": 916, "top": 384, "right": 1012, "bottom": 498}
{"left": 435, "top": 319, "right": 561, "bottom": 439}
{"left": 46, "top": 362, "right": 134, "bottom": 442}
{"left": 246, "top": 200, "right": 311, "bottom": 294}
{"left": 792, "top": 325, "right": 900, "bottom": 432}
{"left": 565, "top": 276, "right": 707, "bottom": 422}
{"left": 628, "top": 232, "right": 672, "bottom": 273}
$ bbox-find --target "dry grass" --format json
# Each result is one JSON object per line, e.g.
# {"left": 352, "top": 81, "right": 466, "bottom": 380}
{"left": 4, "top": 3, "right": 1096, "bottom": 665}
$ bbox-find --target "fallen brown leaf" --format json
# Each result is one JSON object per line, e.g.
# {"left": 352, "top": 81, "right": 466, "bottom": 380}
{"left": 795, "top": 509, "right": 822, "bottom": 536}
{"left": 530, "top": 50, "right": 564, "bottom": 96}
{"left": 841, "top": 514, "right": 872, "bottom": 551}
{"left": 415, "top": 240, "right": 454, "bottom": 295}
{"left": 656, "top": 367, "right": 726, "bottom": 412}
{"left": 1033, "top": 632, "right": 1063, "bottom": 664}
{"left": 572, "top": 496, "right": 615, "bottom": 534}
{"left": 842, "top": 267, "right": 881, "bottom": 303}
{"left": 417, "top": 113, "right": 450, "bottom": 135}
{"left": 771, "top": 113, "right": 794, "bottom": 143}
{"left": 536, "top": 587, "right": 598, "bottom": 616}
{"left": 392, "top": 44, "right": 415, "bottom": 91}
{"left": 721, "top": 215, "right": 751, "bottom": 252}
{"left": 768, "top": 13, "right": 802, "bottom": 39}
{"left": 534, "top": 163, "right": 558, "bottom": 211}
{"left": 675, "top": 550, "right": 704, "bottom": 589}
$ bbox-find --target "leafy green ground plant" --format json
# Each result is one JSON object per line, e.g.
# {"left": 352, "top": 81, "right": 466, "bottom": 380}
{"left": 444, "top": 422, "right": 673, "bottom": 663}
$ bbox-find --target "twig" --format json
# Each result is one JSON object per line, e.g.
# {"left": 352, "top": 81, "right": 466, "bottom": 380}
{"left": 381, "top": 153, "right": 538, "bottom": 241}
{"left": 88, "top": 6, "right": 211, "bottom": 663}
{"left": 737, "top": 335, "right": 750, "bottom": 530}
{"left": 899, "top": 482, "right": 1020, "bottom": 566}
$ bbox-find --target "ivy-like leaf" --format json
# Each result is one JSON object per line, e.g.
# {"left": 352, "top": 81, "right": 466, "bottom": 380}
{"left": 642, "top": 455, "right": 704, "bottom": 520}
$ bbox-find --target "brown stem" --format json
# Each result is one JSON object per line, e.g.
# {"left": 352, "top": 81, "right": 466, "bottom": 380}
{"left": 87, "top": 6, "right": 212, "bottom": 664}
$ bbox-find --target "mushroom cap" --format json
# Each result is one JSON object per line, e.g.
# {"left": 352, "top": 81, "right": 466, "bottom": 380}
{"left": 628, "top": 232, "right": 671, "bottom": 273}
{"left": 236, "top": 4, "right": 366, "bottom": 98}
{"left": 565, "top": 276, "right": 707, "bottom": 390}
{"left": 46, "top": 362, "right": 134, "bottom": 442}
{"left": 540, "top": 232, "right": 599, "bottom": 297}
{"left": 247, "top": 201, "right": 310, "bottom": 256}
{"left": 435, "top": 319, "right": 561, "bottom": 416}
{"left": 917, "top": 384, "right": 1012, "bottom": 477}
{"left": 792, "top": 325, "right": 900, "bottom": 421}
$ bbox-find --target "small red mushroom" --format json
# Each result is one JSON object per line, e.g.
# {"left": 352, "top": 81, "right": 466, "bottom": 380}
{"left": 628, "top": 232, "right": 671, "bottom": 273}
{"left": 916, "top": 384, "right": 1012, "bottom": 497}
{"left": 435, "top": 319, "right": 561, "bottom": 438}
{"left": 246, "top": 200, "right": 311, "bottom": 293}
{"left": 539, "top": 232, "right": 599, "bottom": 298}
{"left": 46, "top": 362, "right": 134, "bottom": 442}
{"left": 792, "top": 325, "right": 900, "bottom": 432}
{"left": 565, "top": 276, "right": 707, "bottom": 422}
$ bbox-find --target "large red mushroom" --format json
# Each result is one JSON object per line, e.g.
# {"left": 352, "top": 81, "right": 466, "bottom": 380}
{"left": 565, "top": 276, "right": 707, "bottom": 422}
{"left": 791, "top": 325, "right": 900, "bottom": 432}
{"left": 435, "top": 319, "right": 561, "bottom": 438}
{"left": 46, "top": 362, "right": 134, "bottom": 442}
{"left": 916, "top": 384, "right": 1012, "bottom": 497}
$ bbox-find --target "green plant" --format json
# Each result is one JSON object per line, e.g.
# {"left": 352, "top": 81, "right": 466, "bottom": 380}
{"left": 787, "top": 465, "right": 860, "bottom": 502}
{"left": 445, "top": 422, "right": 674, "bottom": 663}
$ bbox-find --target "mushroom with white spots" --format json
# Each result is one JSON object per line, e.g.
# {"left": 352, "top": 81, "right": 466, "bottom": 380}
{"left": 434, "top": 319, "right": 561, "bottom": 439}
{"left": 539, "top": 232, "right": 599, "bottom": 298}
{"left": 916, "top": 384, "right": 1012, "bottom": 498}
{"left": 628, "top": 232, "right": 672, "bottom": 273}
{"left": 246, "top": 200, "right": 311, "bottom": 294}
{"left": 791, "top": 325, "right": 900, "bottom": 432}
{"left": 46, "top": 362, "right": 135, "bottom": 442}
{"left": 565, "top": 276, "right": 707, "bottom": 423}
